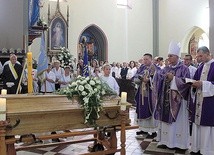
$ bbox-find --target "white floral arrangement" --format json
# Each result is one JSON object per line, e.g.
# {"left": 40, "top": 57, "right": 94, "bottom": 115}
{"left": 58, "top": 75, "right": 117, "bottom": 126}
{"left": 58, "top": 47, "right": 73, "bottom": 68}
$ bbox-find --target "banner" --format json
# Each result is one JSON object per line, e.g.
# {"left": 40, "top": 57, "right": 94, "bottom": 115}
{"left": 37, "top": 32, "right": 48, "bottom": 75}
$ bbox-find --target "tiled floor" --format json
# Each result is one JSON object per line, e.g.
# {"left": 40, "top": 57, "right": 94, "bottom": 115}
{"left": 15, "top": 107, "right": 192, "bottom": 155}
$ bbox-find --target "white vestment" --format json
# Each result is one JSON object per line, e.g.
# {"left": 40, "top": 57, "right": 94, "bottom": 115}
{"left": 100, "top": 75, "right": 120, "bottom": 95}
{"left": 188, "top": 65, "right": 197, "bottom": 79}
{"left": 137, "top": 116, "right": 158, "bottom": 133}
{"left": 157, "top": 77, "right": 190, "bottom": 149}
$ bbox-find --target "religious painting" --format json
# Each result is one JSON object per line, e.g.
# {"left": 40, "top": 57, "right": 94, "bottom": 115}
{"left": 78, "top": 35, "right": 95, "bottom": 61}
{"left": 189, "top": 35, "right": 198, "bottom": 58}
{"left": 49, "top": 17, "right": 67, "bottom": 51}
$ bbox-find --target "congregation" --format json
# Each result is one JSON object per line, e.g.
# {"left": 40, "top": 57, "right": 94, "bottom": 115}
{"left": 0, "top": 42, "right": 213, "bottom": 155}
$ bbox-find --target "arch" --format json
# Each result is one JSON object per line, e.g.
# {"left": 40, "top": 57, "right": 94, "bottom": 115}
{"left": 180, "top": 26, "right": 209, "bottom": 58}
{"left": 77, "top": 24, "right": 108, "bottom": 62}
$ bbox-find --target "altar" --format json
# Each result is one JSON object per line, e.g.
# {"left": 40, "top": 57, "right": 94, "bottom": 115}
{"left": 0, "top": 94, "right": 136, "bottom": 155}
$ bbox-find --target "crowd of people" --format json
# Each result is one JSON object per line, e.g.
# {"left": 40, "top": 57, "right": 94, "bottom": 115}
{"left": 0, "top": 43, "right": 213, "bottom": 154}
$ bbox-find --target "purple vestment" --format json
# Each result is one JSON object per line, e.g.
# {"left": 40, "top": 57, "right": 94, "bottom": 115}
{"left": 134, "top": 64, "right": 160, "bottom": 119}
{"left": 192, "top": 62, "right": 214, "bottom": 126}
{"left": 155, "top": 62, "right": 191, "bottom": 123}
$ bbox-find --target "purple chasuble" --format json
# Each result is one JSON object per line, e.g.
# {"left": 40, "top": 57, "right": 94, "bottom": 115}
{"left": 155, "top": 62, "right": 191, "bottom": 123}
{"left": 134, "top": 64, "right": 160, "bottom": 119}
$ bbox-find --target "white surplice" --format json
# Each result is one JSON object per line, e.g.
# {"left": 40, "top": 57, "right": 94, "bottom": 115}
{"left": 157, "top": 77, "right": 190, "bottom": 149}
{"left": 100, "top": 75, "right": 120, "bottom": 95}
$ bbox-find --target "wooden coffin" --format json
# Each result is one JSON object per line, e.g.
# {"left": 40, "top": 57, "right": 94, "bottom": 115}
{"left": 4, "top": 94, "right": 131, "bottom": 136}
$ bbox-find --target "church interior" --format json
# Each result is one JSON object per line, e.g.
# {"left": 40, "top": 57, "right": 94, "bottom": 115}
{"left": 0, "top": 0, "right": 214, "bottom": 154}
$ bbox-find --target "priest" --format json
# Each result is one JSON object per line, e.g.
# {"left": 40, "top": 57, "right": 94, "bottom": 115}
{"left": 133, "top": 53, "right": 159, "bottom": 138}
{"left": 191, "top": 46, "right": 214, "bottom": 155}
{"left": 155, "top": 41, "right": 191, "bottom": 149}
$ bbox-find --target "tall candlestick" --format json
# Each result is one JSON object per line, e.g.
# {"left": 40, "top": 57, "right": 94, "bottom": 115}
{"left": 120, "top": 104, "right": 126, "bottom": 111}
{"left": 27, "top": 52, "right": 33, "bottom": 93}
{"left": 121, "top": 92, "right": 127, "bottom": 103}
{"left": 1, "top": 89, "right": 7, "bottom": 95}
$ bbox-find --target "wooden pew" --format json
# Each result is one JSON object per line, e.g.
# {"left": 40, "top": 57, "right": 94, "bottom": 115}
{"left": 0, "top": 94, "right": 137, "bottom": 155}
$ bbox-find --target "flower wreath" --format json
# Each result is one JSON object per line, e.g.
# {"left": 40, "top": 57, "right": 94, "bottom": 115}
{"left": 58, "top": 75, "right": 117, "bottom": 126}
{"left": 57, "top": 47, "right": 73, "bottom": 68}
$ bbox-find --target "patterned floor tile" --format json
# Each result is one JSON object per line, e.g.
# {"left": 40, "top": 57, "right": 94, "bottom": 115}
{"left": 15, "top": 108, "right": 192, "bottom": 155}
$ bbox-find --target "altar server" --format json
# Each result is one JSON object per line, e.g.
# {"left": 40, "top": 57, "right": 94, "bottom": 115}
{"left": 100, "top": 64, "right": 120, "bottom": 95}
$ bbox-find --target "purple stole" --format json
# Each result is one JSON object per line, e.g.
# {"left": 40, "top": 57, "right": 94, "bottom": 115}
{"left": 192, "top": 62, "right": 214, "bottom": 126}
{"left": 134, "top": 64, "right": 160, "bottom": 119}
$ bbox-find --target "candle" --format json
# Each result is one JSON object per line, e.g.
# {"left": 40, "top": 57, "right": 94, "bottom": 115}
{"left": 1, "top": 89, "right": 7, "bottom": 95}
{"left": 120, "top": 104, "right": 126, "bottom": 111}
{"left": 121, "top": 92, "right": 127, "bottom": 103}
{"left": 0, "top": 98, "right": 6, "bottom": 112}
{"left": 27, "top": 52, "right": 33, "bottom": 93}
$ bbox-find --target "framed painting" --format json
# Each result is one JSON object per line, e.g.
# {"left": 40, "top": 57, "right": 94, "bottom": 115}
{"left": 49, "top": 16, "right": 68, "bottom": 51}
{"left": 189, "top": 35, "right": 198, "bottom": 58}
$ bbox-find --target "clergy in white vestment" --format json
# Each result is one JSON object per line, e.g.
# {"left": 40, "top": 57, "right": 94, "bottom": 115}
{"left": 100, "top": 64, "right": 120, "bottom": 95}
{"left": 154, "top": 41, "right": 191, "bottom": 149}
{"left": 41, "top": 64, "right": 56, "bottom": 93}
{"left": 191, "top": 46, "right": 214, "bottom": 155}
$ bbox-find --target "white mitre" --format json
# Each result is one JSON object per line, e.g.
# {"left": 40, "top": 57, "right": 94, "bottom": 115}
{"left": 168, "top": 41, "right": 180, "bottom": 57}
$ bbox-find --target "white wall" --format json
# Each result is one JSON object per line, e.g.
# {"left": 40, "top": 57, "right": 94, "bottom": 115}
{"left": 159, "top": 0, "right": 209, "bottom": 58}
{"left": 0, "top": 0, "right": 28, "bottom": 49}
{"left": 31, "top": 0, "right": 209, "bottom": 62}
{"left": 31, "top": 0, "right": 153, "bottom": 63}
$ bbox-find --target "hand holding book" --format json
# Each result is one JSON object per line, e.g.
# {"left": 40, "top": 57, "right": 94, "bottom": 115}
{"left": 185, "top": 78, "right": 203, "bottom": 88}
{"left": 185, "top": 78, "right": 196, "bottom": 84}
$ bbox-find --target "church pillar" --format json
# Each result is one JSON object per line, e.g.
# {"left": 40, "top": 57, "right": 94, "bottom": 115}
{"left": 152, "top": 0, "right": 159, "bottom": 57}
{"left": 209, "top": 0, "right": 214, "bottom": 55}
